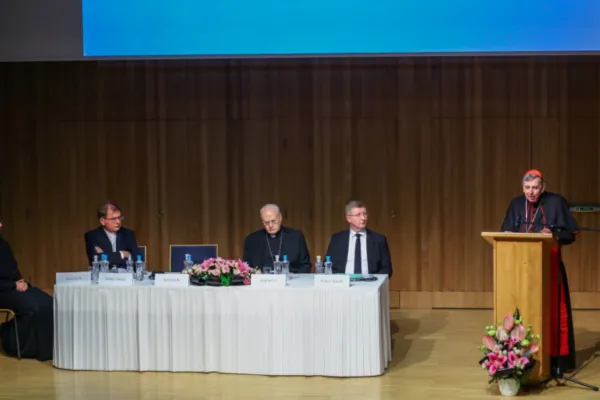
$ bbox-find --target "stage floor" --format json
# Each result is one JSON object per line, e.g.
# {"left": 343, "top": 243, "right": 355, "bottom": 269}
{"left": 2, "top": 309, "right": 600, "bottom": 399}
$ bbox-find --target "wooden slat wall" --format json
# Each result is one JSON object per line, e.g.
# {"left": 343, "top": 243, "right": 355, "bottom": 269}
{"left": 1, "top": 56, "right": 600, "bottom": 308}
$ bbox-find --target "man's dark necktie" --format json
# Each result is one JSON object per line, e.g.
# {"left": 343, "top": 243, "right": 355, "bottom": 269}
{"left": 354, "top": 233, "right": 362, "bottom": 274}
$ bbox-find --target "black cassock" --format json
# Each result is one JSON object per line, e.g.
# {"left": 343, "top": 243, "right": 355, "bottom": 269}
{"left": 501, "top": 191, "right": 578, "bottom": 372}
{"left": 0, "top": 236, "right": 53, "bottom": 361}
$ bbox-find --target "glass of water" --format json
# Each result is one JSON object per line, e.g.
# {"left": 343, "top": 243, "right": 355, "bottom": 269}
{"left": 263, "top": 266, "right": 272, "bottom": 274}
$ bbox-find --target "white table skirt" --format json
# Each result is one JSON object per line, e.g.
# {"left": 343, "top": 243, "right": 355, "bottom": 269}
{"left": 53, "top": 274, "right": 391, "bottom": 377}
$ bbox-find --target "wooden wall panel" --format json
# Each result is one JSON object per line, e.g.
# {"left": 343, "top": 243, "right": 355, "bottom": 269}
{"left": 1, "top": 56, "right": 600, "bottom": 310}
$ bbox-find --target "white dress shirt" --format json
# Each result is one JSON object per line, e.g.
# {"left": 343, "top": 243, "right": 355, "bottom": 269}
{"left": 104, "top": 229, "right": 124, "bottom": 259}
{"left": 345, "top": 229, "right": 368, "bottom": 274}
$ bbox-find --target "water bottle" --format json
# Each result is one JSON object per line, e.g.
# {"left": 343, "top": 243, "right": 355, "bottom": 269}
{"left": 324, "top": 255, "right": 333, "bottom": 274}
{"left": 125, "top": 255, "right": 134, "bottom": 275}
{"left": 91, "top": 255, "right": 100, "bottom": 283}
{"left": 183, "top": 254, "right": 193, "bottom": 273}
{"left": 315, "top": 255, "right": 324, "bottom": 274}
{"left": 273, "top": 254, "right": 282, "bottom": 274}
{"left": 281, "top": 254, "right": 290, "bottom": 276}
{"left": 135, "top": 254, "right": 145, "bottom": 281}
{"left": 100, "top": 254, "right": 109, "bottom": 273}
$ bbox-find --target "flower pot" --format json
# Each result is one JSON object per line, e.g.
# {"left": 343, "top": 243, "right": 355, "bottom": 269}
{"left": 189, "top": 275, "right": 205, "bottom": 286}
{"left": 498, "top": 378, "right": 520, "bottom": 396}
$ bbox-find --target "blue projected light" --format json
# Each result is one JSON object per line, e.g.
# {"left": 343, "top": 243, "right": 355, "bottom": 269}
{"left": 82, "top": 1, "right": 600, "bottom": 57}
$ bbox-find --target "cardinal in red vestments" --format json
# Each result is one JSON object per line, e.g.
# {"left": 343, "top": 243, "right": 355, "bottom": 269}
{"left": 501, "top": 169, "right": 578, "bottom": 372}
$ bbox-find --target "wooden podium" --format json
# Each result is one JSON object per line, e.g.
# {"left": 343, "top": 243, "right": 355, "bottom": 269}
{"left": 481, "top": 232, "right": 556, "bottom": 381}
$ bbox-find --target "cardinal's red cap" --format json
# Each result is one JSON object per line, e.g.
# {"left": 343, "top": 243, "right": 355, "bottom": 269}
{"left": 524, "top": 169, "right": 543, "bottom": 179}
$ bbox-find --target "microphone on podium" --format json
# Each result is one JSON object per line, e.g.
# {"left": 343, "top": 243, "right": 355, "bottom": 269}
{"left": 513, "top": 216, "right": 520, "bottom": 231}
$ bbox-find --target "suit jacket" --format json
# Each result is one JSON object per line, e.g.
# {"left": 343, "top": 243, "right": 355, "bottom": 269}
{"left": 84, "top": 226, "right": 141, "bottom": 266}
{"left": 243, "top": 226, "right": 311, "bottom": 273}
{"left": 0, "top": 238, "right": 21, "bottom": 293}
{"left": 325, "top": 229, "right": 392, "bottom": 277}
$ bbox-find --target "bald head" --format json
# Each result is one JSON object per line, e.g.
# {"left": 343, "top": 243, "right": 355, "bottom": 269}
{"left": 260, "top": 204, "right": 282, "bottom": 235}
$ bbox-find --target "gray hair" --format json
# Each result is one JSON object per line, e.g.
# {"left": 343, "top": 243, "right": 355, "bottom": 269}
{"left": 345, "top": 200, "right": 366, "bottom": 216}
{"left": 260, "top": 203, "right": 280, "bottom": 215}
{"left": 522, "top": 173, "right": 544, "bottom": 184}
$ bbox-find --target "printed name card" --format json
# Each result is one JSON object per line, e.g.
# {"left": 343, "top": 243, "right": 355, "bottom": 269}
{"left": 251, "top": 274, "right": 287, "bottom": 288}
{"left": 56, "top": 271, "right": 91, "bottom": 285}
{"left": 154, "top": 273, "right": 190, "bottom": 287}
{"left": 98, "top": 272, "right": 133, "bottom": 286}
{"left": 314, "top": 274, "right": 350, "bottom": 288}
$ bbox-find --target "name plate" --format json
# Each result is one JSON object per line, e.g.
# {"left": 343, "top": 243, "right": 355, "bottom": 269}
{"left": 314, "top": 274, "right": 350, "bottom": 288}
{"left": 98, "top": 272, "right": 133, "bottom": 286}
{"left": 154, "top": 273, "right": 190, "bottom": 287}
{"left": 56, "top": 271, "right": 91, "bottom": 285}
{"left": 251, "top": 274, "right": 287, "bottom": 288}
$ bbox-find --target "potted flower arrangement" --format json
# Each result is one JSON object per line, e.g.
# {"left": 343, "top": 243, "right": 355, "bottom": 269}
{"left": 182, "top": 257, "right": 261, "bottom": 286}
{"left": 478, "top": 308, "right": 540, "bottom": 396}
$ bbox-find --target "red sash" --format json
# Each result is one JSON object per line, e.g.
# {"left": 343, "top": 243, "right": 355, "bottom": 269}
{"left": 549, "top": 247, "right": 570, "bottom": 356}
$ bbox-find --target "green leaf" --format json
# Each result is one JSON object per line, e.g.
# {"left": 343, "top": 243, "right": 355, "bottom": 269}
{"left": 220, "top": 274, "right": 232, "bottom": 286}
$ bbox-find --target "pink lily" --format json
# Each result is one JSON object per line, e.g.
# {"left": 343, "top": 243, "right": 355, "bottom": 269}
{"left": 507, "top": 352, "right": 519, "bottom": 368}
{"left": 486, "top": 351, "right": 508, "bottom": 376}
{"left": 505, "top": 336, "right": 521, "bottom": 351}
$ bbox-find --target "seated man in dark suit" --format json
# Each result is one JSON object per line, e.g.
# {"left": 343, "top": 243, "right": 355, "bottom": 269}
{"left": 326, "top": 200, "right": 392, "bottom": 277}
{"left": 0, "top": 221, "right": 54, "bottom": 361}
{"left": 243, "top": 203, "right": 311, "bottom": 273}
{"left": 84, "top": 202, "right": 141, "bottom": 267}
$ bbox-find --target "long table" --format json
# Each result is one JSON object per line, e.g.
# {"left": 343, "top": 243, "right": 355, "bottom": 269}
{"left": 53, "top": 274, "right": 391, "bottom": 377}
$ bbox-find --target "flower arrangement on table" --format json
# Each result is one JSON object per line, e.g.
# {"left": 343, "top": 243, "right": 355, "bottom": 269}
{"left": 478, "top": 308, "right": 540, "bottom": 396}
{"left": 182, "top": 257, "right": 261, "bottom": 286}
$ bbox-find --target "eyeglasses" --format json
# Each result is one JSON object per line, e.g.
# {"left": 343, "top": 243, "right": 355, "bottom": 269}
{"left": 104, "top": 216, "right": 124, "bottom": 222}
{"left": 348, "top": 213, "right": 368, "bottom": 218}
{"left": 262, "top": 218, "right": 279, "bottom": 226}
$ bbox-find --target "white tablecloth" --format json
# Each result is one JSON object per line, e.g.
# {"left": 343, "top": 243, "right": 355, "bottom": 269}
{"left": 53, "top": 274, "right": 391, "bottom": 376}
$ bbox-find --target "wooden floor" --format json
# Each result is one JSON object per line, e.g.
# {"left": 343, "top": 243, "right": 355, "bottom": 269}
{"left": 3, "top": 309, "right": 600, "bottom": 399}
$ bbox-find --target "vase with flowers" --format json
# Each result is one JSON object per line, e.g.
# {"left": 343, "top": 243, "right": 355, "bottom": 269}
{"left": 478, "top": 307, "right": 540, "bottom": 396}
{"left": 182, "top": 257, "right": 261, "bottom": 286}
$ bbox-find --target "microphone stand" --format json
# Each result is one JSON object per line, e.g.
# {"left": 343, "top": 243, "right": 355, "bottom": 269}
{"left": 515, "top": 219, "right": 598, "bottom": 391}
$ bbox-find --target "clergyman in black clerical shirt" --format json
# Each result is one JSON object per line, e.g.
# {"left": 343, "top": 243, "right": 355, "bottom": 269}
{"left": 242, "top": 204, "right": 311, "bottom": 273}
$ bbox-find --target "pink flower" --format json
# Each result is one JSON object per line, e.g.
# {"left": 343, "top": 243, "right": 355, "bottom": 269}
{"left": 516, "top": 356, "right": 530, "bottom": 369}
{"left": 510, "top": 324, "right": 526, "bottom": 341}
{"left": 232, "top": 267, "right": 241, "bottom": 276}
{"left": 507, "top": 351, "right": 519, "bottom": 368}
{"left": 222, "top": 265, "right": 230, "bottom": 274}
{"left": 505, "top": 336, "right": 521, "bottom": 351}
{"left": 243, "top": 276, "right": 251, "bottom": 285}
{"left": 502, "top": 313, "right": 515, "bottom": 331}
{"left": 525, "top": 344, "right": 539, "bottom": 355}
{"left": 485, "top": 351, "right": 508, "bottom": 376}
{"left": 483, "top": 336, "right": 498, "bottom": 351}
{"left": 496, "top": 328, "right": 509, "bottom": 341}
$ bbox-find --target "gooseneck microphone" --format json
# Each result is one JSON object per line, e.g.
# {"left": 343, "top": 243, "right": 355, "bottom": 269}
{"left": 513, "top": 216, "right": 521, "bottom": 232}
